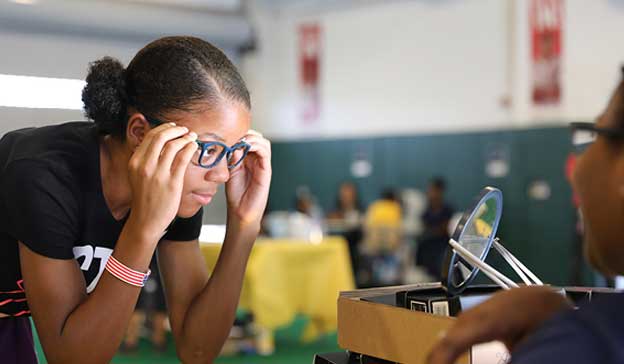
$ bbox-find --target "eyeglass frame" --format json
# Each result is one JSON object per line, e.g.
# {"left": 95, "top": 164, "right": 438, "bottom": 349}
{"left": 143, "top": 116, "right": 251, "bottom": 170}
{"left": 195, "top": 139, "right": 251, "bottom": 170}
{"left": 569, "top": 122, "right": 624, "bottom": 153}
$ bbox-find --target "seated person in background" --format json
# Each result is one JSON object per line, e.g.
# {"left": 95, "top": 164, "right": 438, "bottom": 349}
{"left": 295, "top": 185, "right": 324, "bottom": 225}
{"left": 262, "top": 187, "right": 323, "bottom": 241}
{"left": 359, "top": 189, "right": 403, "bottom": 286}
{"left": 327, "top": 181, "right": 364, "bottom": 275}
{"left": 327, "top": 181, "right": 363, "bottom": 230}
{"left": 364, "top": 188, "right": 402, "bottom": 252}
{"left": 416, "top": 177, "right": 454, "bottom": 279}
{"left": 428, "top": 68, "right": 624, "bottom": 364}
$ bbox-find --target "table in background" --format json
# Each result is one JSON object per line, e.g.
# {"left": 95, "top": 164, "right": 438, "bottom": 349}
{"left": 200, "top": 236, "right": 355, "bottom": 347}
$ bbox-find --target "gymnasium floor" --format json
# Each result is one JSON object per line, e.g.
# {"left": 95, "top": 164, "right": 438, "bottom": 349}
{"left": 32, "top": 316, "right": 341, "bottom": 364}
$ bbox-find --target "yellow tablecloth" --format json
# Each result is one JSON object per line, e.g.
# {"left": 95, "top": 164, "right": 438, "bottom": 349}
{"left": 200, "top": 236, "right": 355, "bottom": 342}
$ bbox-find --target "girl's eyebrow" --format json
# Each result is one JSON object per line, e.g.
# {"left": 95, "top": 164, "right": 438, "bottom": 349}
{"left": 197, "top": 132, "right": 225, "bottom": 142}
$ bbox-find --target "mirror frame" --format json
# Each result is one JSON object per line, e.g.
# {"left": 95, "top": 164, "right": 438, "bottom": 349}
{"left": 441, "top": 186, "right": 503, "bottom": 296}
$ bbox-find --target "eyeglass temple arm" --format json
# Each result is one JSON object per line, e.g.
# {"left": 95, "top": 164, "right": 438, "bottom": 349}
{"left": 449, "top": 239, "right": 518, "bottom": 290}
{"left": 492, "top": 238, "right": 544, "bottom": 285}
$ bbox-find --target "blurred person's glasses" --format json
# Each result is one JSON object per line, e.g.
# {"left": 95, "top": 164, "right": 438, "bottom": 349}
{"left": 570, "top": 122, "right": 624, "bottom": 154}
{"left": 145, "top": 116, "right": 250, "bottom": 169}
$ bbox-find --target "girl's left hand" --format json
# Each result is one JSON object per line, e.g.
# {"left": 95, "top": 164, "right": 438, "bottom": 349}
{"left": 225, "top": 130, "right": 272, "bottom": 231}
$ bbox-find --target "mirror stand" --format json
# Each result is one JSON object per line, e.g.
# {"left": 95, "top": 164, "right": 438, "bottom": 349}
{"left": 449, "top": 237, "right": 543, "bottom": 290}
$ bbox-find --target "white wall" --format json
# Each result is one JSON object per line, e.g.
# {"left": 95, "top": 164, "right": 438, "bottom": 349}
{"left": 510, "top": 0, "right": 624, "bottom": 125}
{"left": 244, "top": 0, "right": 624, "bottom": 140}
{"left": 244, "top": 0, "right": 512, "bottom": 140}
{"left": 0, "top": 31, "right": 141, "bottom": 135}
{"left": 561, "top": 0, "right": 624, "bottom": 121}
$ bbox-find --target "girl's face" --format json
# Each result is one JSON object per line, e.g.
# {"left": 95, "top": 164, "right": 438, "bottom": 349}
{"left": 573, "top": 86, "right": 624, "bottom": 276}
{"left": 164, "top": 101, "right": 251, "bottom": 218}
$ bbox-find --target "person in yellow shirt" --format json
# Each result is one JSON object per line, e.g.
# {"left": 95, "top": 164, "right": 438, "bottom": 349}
{"left": 361, "top": 189, "right": 403, "bottom": 286}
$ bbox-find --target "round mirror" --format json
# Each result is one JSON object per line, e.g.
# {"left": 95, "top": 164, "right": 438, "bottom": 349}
{"left": 441, "top": 187, "right": 503, "bottom": 295}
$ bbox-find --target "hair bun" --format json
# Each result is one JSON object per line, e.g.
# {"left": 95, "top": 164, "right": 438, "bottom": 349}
{"left": 82, "top": 57, "right": 128, "bottom": 134}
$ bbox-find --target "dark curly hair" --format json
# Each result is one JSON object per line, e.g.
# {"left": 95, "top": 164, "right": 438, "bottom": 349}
{"left": 82, "top": 36, "right": 250, "bottom": 138}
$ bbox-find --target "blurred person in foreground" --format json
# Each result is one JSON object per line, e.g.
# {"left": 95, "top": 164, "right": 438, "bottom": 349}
{"left": 428, "top": 68, "right": 624, "bottom": 364}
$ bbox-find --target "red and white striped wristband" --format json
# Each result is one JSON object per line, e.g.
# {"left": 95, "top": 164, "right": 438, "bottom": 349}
{"left": 105, "top": 255, "right": 151, "bottom": 287}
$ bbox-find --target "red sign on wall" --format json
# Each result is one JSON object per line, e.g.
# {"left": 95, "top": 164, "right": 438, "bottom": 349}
{"left": 299, "top": 23, "right": 321, "bottom": 123}
{"left": 530, "top": 0, "right": 563, "bottom": 105}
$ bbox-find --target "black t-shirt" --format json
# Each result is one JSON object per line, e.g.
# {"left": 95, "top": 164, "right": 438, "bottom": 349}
{"left": 0, "top": 122, "right": 202, "bottom": 317}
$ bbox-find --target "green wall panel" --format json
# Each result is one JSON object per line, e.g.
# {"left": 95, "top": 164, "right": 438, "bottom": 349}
{"left": 269, "top": 127, "right": 591, "bottom": 285}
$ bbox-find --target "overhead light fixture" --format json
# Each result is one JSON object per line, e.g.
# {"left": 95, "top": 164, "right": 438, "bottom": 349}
{"left": 0, "top": 74, "right": 85, "bottom": 110}
{"left": 9, "top": 0, "right": 38, "bottom": 5}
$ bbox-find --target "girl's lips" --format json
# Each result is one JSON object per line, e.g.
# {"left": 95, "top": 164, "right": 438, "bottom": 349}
{"left": 191, "top": 192, "right": 214, "bottom": 205}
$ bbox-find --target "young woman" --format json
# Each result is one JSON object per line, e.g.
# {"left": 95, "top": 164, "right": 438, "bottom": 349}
{"left": 0, "top": 36, "right": 271, "bottom": 364}
{"left": 428, "top": 70, "right": 624, "bottom": 364}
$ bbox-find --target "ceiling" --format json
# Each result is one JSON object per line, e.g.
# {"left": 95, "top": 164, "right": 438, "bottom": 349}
{"left": 0, "top": 0, "right": 251, "bottom": 48}
{"left": 0, "top": 0, "right": 410, "bottom": 49}
{"left": 126, "top": 0, "right": 243, "bottom": 12}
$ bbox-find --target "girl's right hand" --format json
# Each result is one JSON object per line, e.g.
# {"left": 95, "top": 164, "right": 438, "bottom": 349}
{"left": 126, "top": 122, "right": 198, "bottom": 241}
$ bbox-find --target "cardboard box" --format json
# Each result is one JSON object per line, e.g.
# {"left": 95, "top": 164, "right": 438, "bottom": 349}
{"left": 338, "top": 283, "right": 508, "bottom": 364}
{"left": 337, "top": 283, "right": 472, "bottom": 364}
{"left": 338, "top": 283, "right": 621, "bottom": 364}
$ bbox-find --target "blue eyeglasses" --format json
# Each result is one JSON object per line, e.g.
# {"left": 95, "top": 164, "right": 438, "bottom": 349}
{"left": 145, "top": 116, "right": 250, "bottom": 169}
{"left": 195, "top": 139, "right": 250, "bottom": 169}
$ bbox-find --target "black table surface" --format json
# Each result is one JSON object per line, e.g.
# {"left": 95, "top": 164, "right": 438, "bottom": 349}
{"left": 313, "top": 352, "right": 353, "bottom": 364}
{"left": 314, "top": 351, "right": 402, "bottom": 364}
